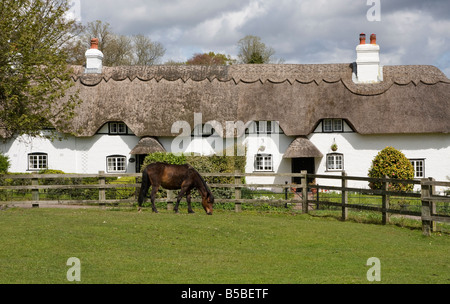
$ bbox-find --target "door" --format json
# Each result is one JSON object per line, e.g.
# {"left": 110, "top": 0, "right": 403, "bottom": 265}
{"left": 292, "top": 157, "right": 315, "bottom": 184}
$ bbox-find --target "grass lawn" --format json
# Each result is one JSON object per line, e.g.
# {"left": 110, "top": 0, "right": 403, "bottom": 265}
{"left": 0, "top": 207, "right": 449, "bottom": 284}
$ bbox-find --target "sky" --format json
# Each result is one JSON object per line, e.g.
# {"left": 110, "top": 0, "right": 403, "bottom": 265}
{"left": 70, "top": 0, "right": 450, "bottom": 77}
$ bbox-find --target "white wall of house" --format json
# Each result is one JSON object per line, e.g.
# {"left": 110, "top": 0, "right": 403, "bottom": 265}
{"left": 2, "top": 120, "right": 449, "bottom": 194}
{"left": 309, "top": 128, "right": 450, "bottom": 193}
{"left": 2, "top": 127, "right": 140, "bottom": 174}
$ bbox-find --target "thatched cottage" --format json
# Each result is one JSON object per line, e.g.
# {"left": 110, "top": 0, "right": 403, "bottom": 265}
{"left": 2, "top": 34, "right": 450, "bottom": 189}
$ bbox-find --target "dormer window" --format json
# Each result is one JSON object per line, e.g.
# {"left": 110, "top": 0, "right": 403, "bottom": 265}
{"left": 192, "top": 124, "right": 216, "bottom": 137}
{"left": 323, "top": 119, "right": 343, "bottom": 133}
{"left": 109, "top": 122, "right": 128, "bottom": 135}
{"left": 245, "top": 121, "right": 283, "bottom": 134}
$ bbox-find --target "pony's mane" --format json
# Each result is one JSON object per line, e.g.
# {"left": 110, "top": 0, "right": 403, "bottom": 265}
{"left": 189, "top": 166, "right": 212, "bottom": 197}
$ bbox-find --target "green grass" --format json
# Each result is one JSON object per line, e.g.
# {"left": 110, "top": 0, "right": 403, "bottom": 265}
{"left": 0, "top": 207, "right": 449, "bottom": 284}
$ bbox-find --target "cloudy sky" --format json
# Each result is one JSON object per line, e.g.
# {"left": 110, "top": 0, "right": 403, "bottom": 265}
{"left": 72, "top": 0, "right": 450, "bottom": 77}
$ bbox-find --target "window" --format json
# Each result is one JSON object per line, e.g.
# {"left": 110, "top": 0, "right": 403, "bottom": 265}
{"left": 323, "top": 119, "right": 343, "bottom": 132}
{"left": 254, "top": 154, "right": 273, "bottom": 172}
{"left": 28, "top": 153, "right": 48, "bottom": 171}
{"left": 192, "top": 124, "right": 215, "bottom": 137}
{"left": 107, "top": 155, "right": 127, "bottom": 173}
{"left": 326, "top": 153, "right": 343, "bottom": 171}
{"left": 109, "top": 122, "right": 128, "bottom": 135}
{"left": 246, "top": 121, "right": 280, "bottom": 134}
{"left": 410, "top": 159, "right": 425, "bottom": 178}
{"left": 255, "top": 121, "right": 272, "bottom": 134}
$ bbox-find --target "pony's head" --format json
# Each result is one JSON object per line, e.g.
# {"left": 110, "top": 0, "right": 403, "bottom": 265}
{"left": 202, "top": 191, "right": 214, "bottom": 215}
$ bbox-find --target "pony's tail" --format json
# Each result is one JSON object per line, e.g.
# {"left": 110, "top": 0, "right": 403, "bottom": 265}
{"left": 138, "top": 167, "right": 150, "bottom": 207}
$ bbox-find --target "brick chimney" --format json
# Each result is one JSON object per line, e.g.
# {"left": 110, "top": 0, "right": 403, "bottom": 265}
{"left": 355, "top": 33, "right": 381, "bottom": 83}
{"left": 85, "top": 38, "right": 103, "bottom": 74}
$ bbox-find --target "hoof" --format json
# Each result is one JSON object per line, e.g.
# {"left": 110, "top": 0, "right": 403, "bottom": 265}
{"left": 206, "top": 212, "right": 213, "bottom": 215}
{"left": 188, "top": 211, "right": 195, "bottom": 214}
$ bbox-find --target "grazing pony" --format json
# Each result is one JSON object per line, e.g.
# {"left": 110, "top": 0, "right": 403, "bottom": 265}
{"left": 138, "top": 162, "right": 214, "bottom": 215}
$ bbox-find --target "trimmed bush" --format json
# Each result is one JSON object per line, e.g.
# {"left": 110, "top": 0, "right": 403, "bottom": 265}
{"left": 142, "top": 152, "right": 187, "bottom": 167}
{"left": 368, "top": 146, "right": 414, "bottom": 192}
{"left": 0, "top": 153, "right": 10, "bottom": 174}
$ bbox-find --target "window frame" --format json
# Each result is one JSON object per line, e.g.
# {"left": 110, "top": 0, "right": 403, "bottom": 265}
{"left": 245, "top": 121, "right": 282, "bottom": 135}
{"left": 28, "top": 152, "right": 48, "bottom": 171}
{"left": 106, "top": 155, "right": 127, "bottom": 173}
{"left": 326, "top": 153, "right": 344, "bottom": 172}
{"left": 108, "top": 122, "right": 128, "bottom": 135}
{"left": 409, "top": 159, "right": 425, "bottom": 179}
{"left": 322, "top": 119, "right": 343, "bottom": 133}
{"left": 191, "top": 123, "right": 216, "bottom": 137}
{"left": 254, "top": 153, "right": 273, "bottom": 172}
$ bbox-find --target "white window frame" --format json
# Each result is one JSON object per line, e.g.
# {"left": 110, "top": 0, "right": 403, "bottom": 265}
{"left": 106, "top": 155, "right": 127, "bottom": 173}
{"left": 28, "top": 153, "right": 48, "bottom": 171}
{"left": 192, "top": 124, "right": 215, "bottom": 137}
{"left": 410, "top": 159, "right": 425, "bottom": 179}
{"left": 109, "top": 122, "right": 127, "bottom": 135}
{"left": 254, "top": 154, "right": 273, "bottom": 172}
{"left": 326, "top": 153, "right": 344, "bottom": 171}
{"left": 323, "top": 119, "right": 343, "bottom": 133}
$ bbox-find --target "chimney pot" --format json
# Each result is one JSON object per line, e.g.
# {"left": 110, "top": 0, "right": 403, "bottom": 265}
{"left": 359, "top": 33, "right": 366, "bottom": 45}
{"left": 90, "top": 38, "right": 99, "bottom": 50}
{"left": 370, "top": 34, "right": 376, "bottom": 45}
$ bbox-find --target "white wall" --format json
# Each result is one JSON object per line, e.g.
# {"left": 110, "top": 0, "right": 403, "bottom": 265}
{"left": 309, "top": 132, "right": 450, "bottom": 193}
{"left": 3, "top": 126, "right": 449, "bottom": 193}
{"left": 2, "top": 130, "right": 140, "bottom": 174}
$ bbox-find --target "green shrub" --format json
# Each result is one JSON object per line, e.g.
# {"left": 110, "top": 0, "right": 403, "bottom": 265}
{"left": 142, "top": 152, "right": 187, "bottom": 168}
{"left": 368, "top": 146, "right": 414, "bottom": 192}
{"left": 0, "top": 153, "right": 10, "bottom": 174}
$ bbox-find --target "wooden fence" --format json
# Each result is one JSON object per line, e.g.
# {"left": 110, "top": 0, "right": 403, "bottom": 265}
{"left": 1, "top": 171, "right": 449, "bottom": 236}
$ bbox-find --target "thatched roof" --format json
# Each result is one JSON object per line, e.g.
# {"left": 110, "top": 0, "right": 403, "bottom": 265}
{"left": 129, "top": 137, "right": 165, "bottom": 154}
{"left": 284, "top": 137, "right": 323, "bottom": 158}
{"left": 61, "top": 63, "right": 450, "bottom": 137}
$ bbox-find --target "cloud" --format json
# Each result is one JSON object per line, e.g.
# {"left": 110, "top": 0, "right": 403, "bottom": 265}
{"left": 79, "top": 0, "right": 450, "bottom": 76}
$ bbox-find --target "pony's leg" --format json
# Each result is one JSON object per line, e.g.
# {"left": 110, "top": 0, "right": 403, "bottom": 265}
{"left": 174, "top": 188, "right": 187, "bottom": 214}
{"left": 150, "top": 185, "right": 159, "bottom": 213}
{"left": 186, "top": 191, "right": 195, "bottom": 214}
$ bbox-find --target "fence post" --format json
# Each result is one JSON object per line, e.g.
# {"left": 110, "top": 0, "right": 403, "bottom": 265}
{"left": 429, "top": 178, "right": 436, "bottom": 232}
{"left": 167, "top": 190, "right": 174, "bottom": 211}
{"left": 382, "top": 176, "right": 390, "bottom": 225}
{"left": 99, "top": 171, "right": 106, "bottom": 207}
{"left": 421, "top": 177, "right": 435, "bottom": 236}
{"left": 341, "top": 171, "right": 347, "bottom": 221}
{"left": 301, "top": 170, "right": 308, "bottom": 213}
{"left": 316, "top": 184, "right": 320, "bottom": 210}
{"left": 234, "top": 170, "right": 242, "bottom": 212}
{"left": 32, "top": 177, "right": 39, "bottom": 208}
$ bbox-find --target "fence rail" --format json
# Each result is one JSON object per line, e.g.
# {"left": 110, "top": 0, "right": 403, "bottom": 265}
{"left": 1, "top": 171, "right": 449, "bottom": 236}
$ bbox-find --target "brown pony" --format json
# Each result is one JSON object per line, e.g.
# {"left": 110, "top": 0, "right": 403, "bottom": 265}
{"left": 138, "top": 162, "right": 214, "bottom": 215}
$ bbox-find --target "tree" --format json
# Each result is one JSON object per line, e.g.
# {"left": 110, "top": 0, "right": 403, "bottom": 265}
{"left": 133, "top": 34, "right": 165, "bottom": 66}
{"left": 237, "top": 35, "right": 275, "bottom": 64}
{"left": 84, "top": 20, "right": 112, "bottom": 53}
{"left": 103, "top": 34, "right": 133, "bottom": 66}
{"left": 0, "top": 0, "right": 81, "bottom": 138}
{"left": 66, "top": 20, "right": 166, "bottom": 67}
{"left": 186, "top": 52, "right": 235, "bottom": 65}
{"left": 368, "top": 146, "right": 414, "bottom": 192}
